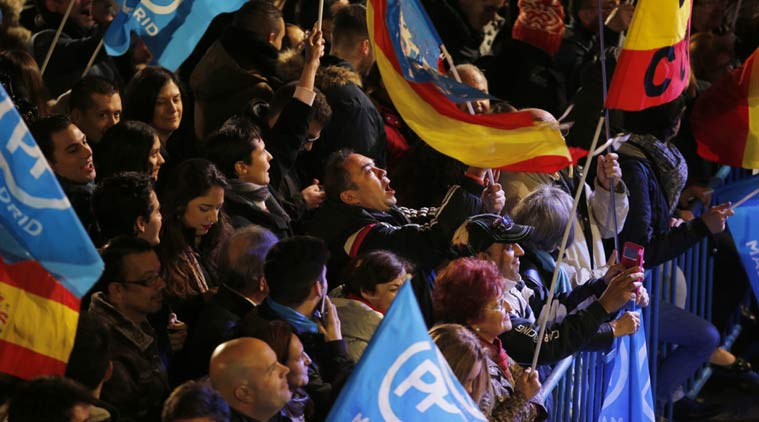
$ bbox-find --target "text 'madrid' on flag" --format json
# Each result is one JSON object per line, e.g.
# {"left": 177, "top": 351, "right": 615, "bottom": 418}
{"left": 606, "top": 0, "right": 692, "bottom": 111}
{"left": 368, "top": 0, "right": 582, "bottom": 172}
{"left": 0, "top": 85, "right": 103, "bottom": 379}
{"left": 104, "top": 0, "right": 247, "bottom": 71}
{"left": 599, "top": 309, "right": 655, "bottom": 422}
{"left": 691, "top": 48, "right": 759, "bottom": 170}
{"left": 327, "top": 282, "right": 487, "bottom": 422}
{"left": 715, "top": 175, "right": 759, "bottom": 302}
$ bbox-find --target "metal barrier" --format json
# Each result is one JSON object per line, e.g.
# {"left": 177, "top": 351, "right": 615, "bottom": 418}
{"left": 541, "top": 167, "right": 753, "bottom": 422}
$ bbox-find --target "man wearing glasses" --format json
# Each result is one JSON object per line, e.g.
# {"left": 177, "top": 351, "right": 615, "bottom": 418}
{"left": 88, "top": 236, "right": 170, "bottom": 422}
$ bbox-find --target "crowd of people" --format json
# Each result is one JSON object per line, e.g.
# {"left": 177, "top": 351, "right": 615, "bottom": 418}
{"left": 1, "top": 0, "right": 758, "bottom": 420}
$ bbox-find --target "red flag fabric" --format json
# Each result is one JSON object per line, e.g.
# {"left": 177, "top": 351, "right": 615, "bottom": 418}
{"left": 692, "top": 48, "right": 759, "bottom": 170}
{"left": 606, "top": 0, "right": 692, "bottom": 111}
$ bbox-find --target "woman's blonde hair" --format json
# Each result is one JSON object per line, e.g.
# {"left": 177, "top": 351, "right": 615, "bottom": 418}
{"left": 429, "top": 323, "right": 492, "bottom": 407}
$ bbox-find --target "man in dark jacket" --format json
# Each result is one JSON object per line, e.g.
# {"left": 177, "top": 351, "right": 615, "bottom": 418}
{"left": 307, "top": 4, "right": 386, "bottom": 180}
{"left": 30, "top": 114, "right": 96, "bottom": 232}
{"left": 181, "top": 225, "right": 278, "bottom": 381}
{"left": 304, "top": 149, "right": 506, "bottom": 284}
{"left": 422, "top": 0, "right": 504, "bottom": 64}
{"left": 31, "top": 0, "right": 121, "bottom": 96}
{"left": 190, "top": 0, "right": 285, "bottom": 138}
{"left": 238, "top": 236, "right": 353, "bottom": 421}
{"left": 88, "top": 236, "right": 171, "bottom": 422}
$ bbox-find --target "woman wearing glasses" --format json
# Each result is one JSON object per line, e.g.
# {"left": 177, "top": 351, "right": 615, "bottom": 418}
{"left": 433, "top": 257, "right": 546, "bottom": 422}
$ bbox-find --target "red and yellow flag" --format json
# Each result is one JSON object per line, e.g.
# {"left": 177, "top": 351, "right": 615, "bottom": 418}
{"left": 0, "top": 258, "right": 81, "bottom": 379}
{"left": 692, "top": 48, "right": 759, "bottom": 169}
{"left": 368, "top": 0, "right": 582, "bottom": 172}
{"left": 606, "top": 0, "right": 692, "bottom": 111}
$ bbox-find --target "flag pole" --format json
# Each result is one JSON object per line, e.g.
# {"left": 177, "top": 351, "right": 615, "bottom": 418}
{"left": 731, "top": 0, "right": 743, "bottom": 30}
{"left": 317, "top": 0, "right": 325, "bottom": 31}
{"left": 596, "top": 0, "right": 622, "bottom": 253}
{"left": 530, "top": 115, "right": 606, "bottom": 371}
{"left": 81, "top": 39, "right": 105, "bottom": 78}
{"left": 40, "top": 0, "right": 77, "bottom": 76}
{"left": 440, "top": 44, "right": 496, "bottom": 185}
{"left": 730, "top": 186, "right": 759, "bottom": 210}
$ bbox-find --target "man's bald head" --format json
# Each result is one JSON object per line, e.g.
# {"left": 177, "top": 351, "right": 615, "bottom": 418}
{"left": 453, "top": 64, "right": 490, "bottom": 114}
{"left": 210, "top": 338, "right": 291, "bottom": 420}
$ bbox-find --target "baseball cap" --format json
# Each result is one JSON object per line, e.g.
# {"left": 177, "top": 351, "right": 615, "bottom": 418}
{"left": 451, "top": 214, "right": 534, "bottom": 257}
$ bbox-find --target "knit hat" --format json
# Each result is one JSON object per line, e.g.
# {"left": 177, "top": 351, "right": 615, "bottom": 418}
{"left": 512, "top": 0, "right": 566, "bottom": 56}
{"left": 451, "top": 214, "right": 534, "bottom": 257}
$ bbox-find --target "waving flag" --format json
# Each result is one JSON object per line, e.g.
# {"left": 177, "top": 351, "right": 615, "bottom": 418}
{"left": 327, "top": 282, "right": 486, "bottom": 422}
{"left": 692, "top": 48, "right": 759, "bottom": 169}
{"left": 368, "top": 0, "right": 580, "bottom": 172}
{"left": 606, "top": 0, "right": 692, "bottom": 111}
{"left": 715, "top": 175, "right": 759, "bottom": 301}
{"left": 0, "top": 86, "right": 103, "bottom": 379}
{"left": 599, "top": 311, "right": 655, "bottom": 422}
{"left": 104, "top": 0, "right": 246, "bottom": 71}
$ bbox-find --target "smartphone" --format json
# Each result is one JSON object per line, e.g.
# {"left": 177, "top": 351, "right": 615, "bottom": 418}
{"left": 621, "top": 242, "right": 644, "bottom": 269}
{"left": 314, "top": 295, "right": 327, "bottom": 322}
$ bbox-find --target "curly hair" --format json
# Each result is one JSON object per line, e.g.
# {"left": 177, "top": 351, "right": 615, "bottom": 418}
{"left": 432, "top": 258, "right": 505, "bottom": 325}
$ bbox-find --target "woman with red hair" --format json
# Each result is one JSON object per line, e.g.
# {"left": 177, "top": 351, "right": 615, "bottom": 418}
{"left": 433, "top": 257, "right": 546, "bottom": 421}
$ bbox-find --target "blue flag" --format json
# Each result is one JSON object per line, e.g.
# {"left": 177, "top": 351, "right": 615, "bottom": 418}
{"left": 0, "top": 86, "right": 103, "bottom": 298}
{"left": 327, "top": 282, "right": 487, "bottom": 422}
{"left": 103, "top": 0, "right": 246, "bottom": 71}
{"left": 599, "top": 311, "right": 655, "bottom": 422}
{"left": 385, "top": 0, "right": 493, "bottom": 103}
{"left": 715, "top": 175, "right": 759, "bottom": 302}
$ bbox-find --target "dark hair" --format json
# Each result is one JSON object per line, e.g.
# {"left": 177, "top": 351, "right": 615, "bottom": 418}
{"left": 267, "top": 82, "right": 332, "bottom": 128}
{"left": 332, "top": 4, "right": 368, "bottom": 50}
{"left": 204, "top": 120, "right": 263, "bottom": 179}
{"left": 8, "top": 376, "right": 96, "bottom": 422}
{"left": 69, "top": 76, "right": 118, "bottom": 112}
{"left": 29, "top": 114, "right": 73, "bottom": 163}
{"left": 162, "top": 381, "right": 231, "bottom": 422}
{"left": 98, "top": 235, "right": 155, "bottom": 293}
{"left": 432, "top": 258, "right": 505, "bottom": 325}
{"left": 158, "top": 159, "right": 231, "bottom": 285}
{"left": 123, "top": 66, "right": 181, "bottom": 125}
{"left": 264, "top": 235, "right": 329, "bottom": 306}
{"left": 297, "top": 0, "right": 344, "bottom": 29}
{"left": 241, "top": 319, "right": 295, "bottom": 365}
{"left": 343, "top": 250, "right": 412, "bottom": 296}
{"left": 233, "top": 0, "right": 282, "bottom": 39}
{"left": 623, "top": 96, "right": 686, "bottom": 141}
{"left": 323, "top": 148, "right": 356, "bottom": 200}
{"left": 0, "top": 49, "right": 48, "bottom": 121}
{"left": 65, "top": 314, "right": 111, "bottom": 391}
{"left": 220, "top": 225, "right": 278, "bottom": 290}
{"left": 94, "top": 120, "right": 158, "bottom": 180}
{"left": 93, "top": 172, "right": 155, "bottom": 242}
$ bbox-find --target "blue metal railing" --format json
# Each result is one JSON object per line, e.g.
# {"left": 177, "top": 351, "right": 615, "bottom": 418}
{"left": 541, "top": 167, "right": 753, "bottom": 422}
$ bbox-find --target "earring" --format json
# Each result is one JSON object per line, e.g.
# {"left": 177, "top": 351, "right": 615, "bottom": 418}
{"left": 472, "top": 326, "right": 481, "bottom": 332}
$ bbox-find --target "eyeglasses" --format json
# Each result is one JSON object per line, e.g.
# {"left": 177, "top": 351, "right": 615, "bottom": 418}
{"left": 487, "top": 296, "right": 509, "bottom": 312}
{"left": 120, "top": 273, "right": 162, "bottom": 288}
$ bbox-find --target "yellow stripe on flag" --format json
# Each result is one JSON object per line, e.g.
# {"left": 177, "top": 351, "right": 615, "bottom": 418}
{"left": 370, "top": 35, "right": 569, "bottom": 166}
{"left": 0, "top": 281, "right": 79, "bottom": 362}
{"left": 623, "top": 0, "right": 691, "bottom": 51}
{"left": 745, "top": 56, "right": 759, "bottom": 169}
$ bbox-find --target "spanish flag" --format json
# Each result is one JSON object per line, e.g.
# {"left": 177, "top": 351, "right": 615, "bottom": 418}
{"left": 692, "top": 48, "right": 759, "bottom": 169}
{"left": 606, "top": 0, "right": 692, "bottom": 111}
{"left": 367, "top": 0, "right": 578, "bottom": 172}
{"left": 0, "top": 85, "right": 103, "bottom": 379}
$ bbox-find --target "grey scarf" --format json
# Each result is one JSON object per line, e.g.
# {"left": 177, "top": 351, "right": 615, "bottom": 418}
{"left": 622, "top": 134, "right": 688, "bottom": 216}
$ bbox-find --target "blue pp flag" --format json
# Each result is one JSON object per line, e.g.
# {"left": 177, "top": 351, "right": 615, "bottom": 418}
{"left": 599, "top": 311, "right": 655, "bottom": 422}
{"left": 0, "top": 86, "right": 103, "bottom": 298}
{"left": 103, "top": 0, "right": 246, "bottom": 71}
{"left": 327, "top": 282, "right": 487, "bottom": 422}
{"left": 385, "top": 0, "right": 493, "bottom": 103}
{"left": 715, "top": 175, "right": 759, "bottom": 302}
